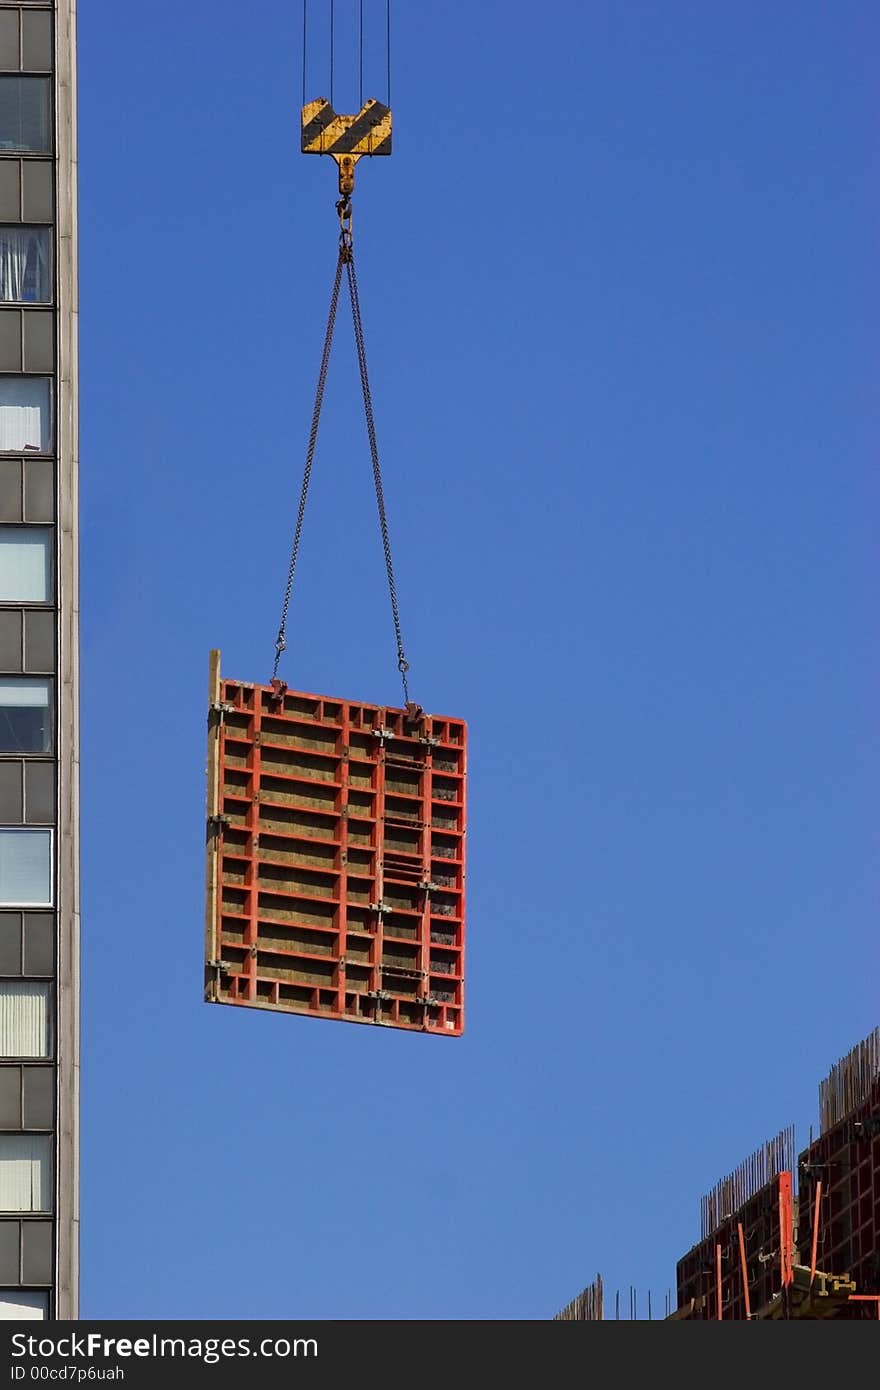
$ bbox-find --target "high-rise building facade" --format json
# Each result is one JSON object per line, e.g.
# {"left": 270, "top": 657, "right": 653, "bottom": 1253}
{"left": 0, "top": 0, "right": 77, "bottom": 1320}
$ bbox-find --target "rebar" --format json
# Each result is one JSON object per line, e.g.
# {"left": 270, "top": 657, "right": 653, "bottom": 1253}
{"left": 554, "top": 1273, "right": 603, "bottom": 1321}
{"left": 819, "top": 1026, "right": 880, "bottom": 1134}
{"left": 700, "top": 1126, "right": 795, "bottom": 1239}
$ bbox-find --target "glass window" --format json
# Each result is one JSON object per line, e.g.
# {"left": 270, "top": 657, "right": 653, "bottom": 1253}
{"left": 0, "top": 1291, "right": 48, "bottom": 1320}
{"left": 0, "top": 525, "right": 50, "bottom": 600}
{"left": 0, "top": 981, "right": 50, "bottom": 1056}
{"left": 0, "top": 377, "right": 52, "bottom": 453}
{"left": 0, "top": 829, "right": 51, "bottom": 905}
{"left": 0, "top": 77, "right": 50, "bottom": 153}
{"left": 0, "top": 228, "right": 50, "bottom": 303}
{"left": 0, "top": 1135, "right": 51, "bottom": 1211}
{"left": 0, "top": 679, "right": 50, "bottom": 752}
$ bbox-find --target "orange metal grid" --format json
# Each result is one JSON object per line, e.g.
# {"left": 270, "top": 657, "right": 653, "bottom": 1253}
{"left": 205, "top": 653, "right": 466, "bottom": 1036}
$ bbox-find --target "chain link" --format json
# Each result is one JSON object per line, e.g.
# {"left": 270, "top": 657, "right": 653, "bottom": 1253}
{"left": 345, "top": 248, "right": 411, "bottom": 704}
{"left": 273, "top": 212, "right": 412, "bottom": 706}
{"left": 272, "top": 246, "right": 344, "bottom": 680}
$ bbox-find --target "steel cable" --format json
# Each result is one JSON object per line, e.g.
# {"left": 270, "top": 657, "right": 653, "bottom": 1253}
{"left": 272, "top": 247, "right": 344, "bottom": 680}
{"left": 273, "top": 223, "right": 411, "bottom": 706}
{"left": 345, "top": 246, "right": 411, "bottom": 704}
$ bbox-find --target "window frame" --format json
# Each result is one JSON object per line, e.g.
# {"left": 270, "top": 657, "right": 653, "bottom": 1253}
{"left": 0, "top": 1289, "right": 48, "bottom": 1320}
{"left": 0, "top": 979, "right": 52, "bottom": 1058}
{"left": 0, "top": 75, "right": 52, "bottom": 155}
{"left": 0, "top": 524, "right": 52, "bottom": 604}
{"left": 0, "top": 672, "right": 51, "bottom": 750}
{"left": 0, "top": 375, "right": 54, "bottom": 455}
{"left": 0, "top": 1132, "right": 52, "bottom": 1212}
{"left": 0, "top": 225, "right": 52, "bottom": 305}
{"left": 0, "top": 677, "right": 51, "bottom": 755}
{"left": 0, "top": 827, "right": 52, "bottom": 907}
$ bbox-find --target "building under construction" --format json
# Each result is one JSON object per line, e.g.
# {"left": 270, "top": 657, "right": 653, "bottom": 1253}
{"left": 556, "top": 1026, "right": 880, "bottom": 1321}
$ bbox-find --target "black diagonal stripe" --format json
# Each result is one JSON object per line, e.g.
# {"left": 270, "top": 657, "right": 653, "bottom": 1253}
{"left": 326, "top": 102, "right": 391, "bottom": 154}
{"left": 301, "top": 102, "right": 336, "bottom": 150}
{"left": 370, "top": 134, "right": 392, "bottom": 157}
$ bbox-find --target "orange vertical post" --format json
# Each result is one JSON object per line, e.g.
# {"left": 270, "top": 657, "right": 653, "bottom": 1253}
{"left": 779, "top": 1172, "right": 794, "bottom": 1289}
{"left": 736, "top": 1222, "right": 751, "bottom": 1320}
{"left": 809, "top": 1179, "right": 822, "bottom": 1286}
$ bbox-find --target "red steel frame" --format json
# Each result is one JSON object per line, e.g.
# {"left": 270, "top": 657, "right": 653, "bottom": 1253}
{"left": 797, "top": 1075, "right": 880, "bottom": 1295}
{"left": 809, "top": 1179, "right": 822, "bottom": 1286}
{"left": 676, "top": 1174, "right": 793, "bottom": 1320}
{"left": 736, "top": 1222, "right": 751, "bottom": 1319}
{"left": 205, "top": 654, "right": 466, "bottom": 1036}
{"left": 779, "top": 1171, "right": 794, "bottom": 1290}
{"left": 848, "top": 1295, "right": 880, "bottom": 1319}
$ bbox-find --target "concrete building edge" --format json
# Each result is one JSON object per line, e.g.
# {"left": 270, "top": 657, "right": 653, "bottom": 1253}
{"left": 54, "top": 0, "right": 79, "bottom": 1322}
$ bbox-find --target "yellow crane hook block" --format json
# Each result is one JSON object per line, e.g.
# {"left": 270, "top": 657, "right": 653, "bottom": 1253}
{"left": 301, "top": 97, "right": 392, "bottom": 197}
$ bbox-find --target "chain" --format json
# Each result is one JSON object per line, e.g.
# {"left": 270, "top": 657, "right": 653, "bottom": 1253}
{"left": 345, "top": 245, "right": 411, "bottom": 704}
{"left": 272, "top": 243, "right": 344, "bottom": 680}
{"left": 273, "top": 201, "right": 412, "bottom": 706}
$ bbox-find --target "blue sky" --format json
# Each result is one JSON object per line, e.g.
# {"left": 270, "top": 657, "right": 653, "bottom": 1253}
{"left": 79, "top": 1, "right": 878, "bottom": 1317}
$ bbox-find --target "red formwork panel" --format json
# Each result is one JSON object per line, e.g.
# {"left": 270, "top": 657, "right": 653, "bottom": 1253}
{"left": 676, "top": 1175, "right": 790, "bottom": 1320}
{"left": 797, "top": 1075, "right": 880, "bottom": 1299}
{"left": 204, "top": 652, "right": 466, "bottom": 1036}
